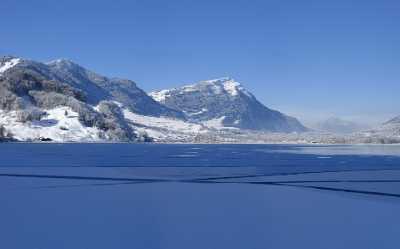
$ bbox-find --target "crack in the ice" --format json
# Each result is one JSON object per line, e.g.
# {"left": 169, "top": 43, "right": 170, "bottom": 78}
{"left": 32, "top": 181, "right": 151, "bottom": 189}
{"left": 188, "top": 168, "right": 400, "bottom": 182}
{"left": 274, "top": 183, "right": 400, "bottom": 198}
{"left": 0, "top": 173, "right": 169, "bottom": 183}
{"left": 2, "top": 172, "right": 400, "bottom": 199}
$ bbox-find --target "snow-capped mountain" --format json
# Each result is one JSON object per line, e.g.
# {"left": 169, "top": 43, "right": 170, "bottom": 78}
{"left": 4, "top": 55, "right": 397, "bottom": 144}
{"left": 313, "top": 117, "right": 370, "bottom": 134}
{"left": 150, "top": 77, "right": 308, "bottom": 132}
{"left": 0, "top": 55, "right": 188, "bottom": 142}
{"left": 0, "top": 56, "right": 309, "bottom": 142}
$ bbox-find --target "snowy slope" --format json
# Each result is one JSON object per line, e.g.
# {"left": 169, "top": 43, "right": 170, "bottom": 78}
{"left": 0, "top": 107, "right": 103, "bottom": 142}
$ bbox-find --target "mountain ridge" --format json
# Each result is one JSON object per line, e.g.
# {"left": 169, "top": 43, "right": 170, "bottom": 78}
{"left": 6, "top": 55, "right": 376, "bottom": 143}
{"left": 45, "top": 58, "right": 185, "bottom": 119}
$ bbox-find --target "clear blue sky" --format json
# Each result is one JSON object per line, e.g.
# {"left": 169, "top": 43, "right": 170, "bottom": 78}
{"left": 2, "top": 0, "right": 399, "bottom": 125}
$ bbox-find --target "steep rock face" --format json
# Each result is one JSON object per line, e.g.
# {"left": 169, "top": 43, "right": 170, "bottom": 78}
{"left": 150, "top": 78, "right": 307, "bottom": 132}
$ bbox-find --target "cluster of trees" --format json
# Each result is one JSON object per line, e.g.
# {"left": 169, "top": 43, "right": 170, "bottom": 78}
{"left": 190, "top": 130, "right": 400, "bottom": 144}
{"left": 97, "top": 101, "right": 138, "bottom": 141}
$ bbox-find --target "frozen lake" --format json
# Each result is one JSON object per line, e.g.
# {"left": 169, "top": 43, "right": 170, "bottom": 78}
{"left": 1, "top": 143, "right": 400, "bottom": 249}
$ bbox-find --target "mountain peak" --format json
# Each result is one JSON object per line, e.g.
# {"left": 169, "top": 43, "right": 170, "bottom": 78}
{"left": 201, "top": 77, "right": 233, "bottom": 84}
{"left": 201, "top": 77, "right": 255, "bottom": 98}
{"left": 47, "top": 58, "right": 82, "bottom": 69}
{"left": 154, "top": 77, "right": 253, "bottom": 99}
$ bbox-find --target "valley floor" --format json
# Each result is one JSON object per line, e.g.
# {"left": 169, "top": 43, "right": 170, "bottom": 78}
{"left": 1, "top": 107, "right": 400, "bottom": 144}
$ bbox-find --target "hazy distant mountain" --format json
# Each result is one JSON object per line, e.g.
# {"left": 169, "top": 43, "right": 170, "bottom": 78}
{"left": 150, "top": 77, "right": 308, "bottom": 132}
{"left": 314, "top": 117, "right": 369, "bottom": 134}
{"left": 366, "top": 116, "right": 400, "bottom": 137}
{"left": 342, "top": 115, "right": 400, "bottom": 144}
{"left": 384, "top": 116, "right": 400, "bottom": 125}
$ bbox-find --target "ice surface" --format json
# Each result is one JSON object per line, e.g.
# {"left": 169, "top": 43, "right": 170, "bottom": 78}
{"left": 1, "top": 179, "right": 400, "bottom": 249}
{"left": 1, "top": 144, "right": 400, "bottom": 249}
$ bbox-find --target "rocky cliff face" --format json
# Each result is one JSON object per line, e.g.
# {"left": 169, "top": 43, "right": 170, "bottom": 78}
{"left": 150, "top": 78, "right": 308, "bottom": 132}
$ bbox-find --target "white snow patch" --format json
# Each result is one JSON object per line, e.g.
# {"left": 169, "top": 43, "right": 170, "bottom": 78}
{"left": 203, "top": 116, "right": 226, "bottom": 129}
{"left": 0, "top": 58, "right": 21, "bottom": 75}
{"left": 222, "top": 80, "right": 241, "bottom": 96}
{"left": 186, "top": 108, "right": 208, "bottom": 116}
{"left": 150, "top": 89, "right": 170, "bottom": 102}
{"left": 182, "top": 85, "right": 198, "bottom": 93}
{"left": 201, "top": 78, "right": 253, "bottom": 97}
{"left": 123, "top": 109, "right": 207, "bottom": 141}
{"left": 202, "top": 116, "right": 237, "bottom": 130}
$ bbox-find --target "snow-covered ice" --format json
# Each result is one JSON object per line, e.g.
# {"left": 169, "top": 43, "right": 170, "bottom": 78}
{"left": 0, "top": 167, "right": 400, "bottom": 249}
